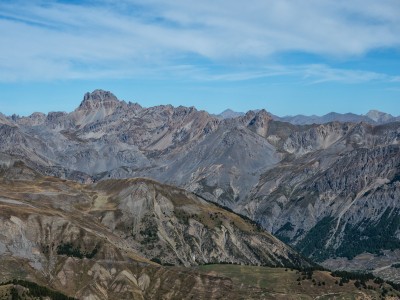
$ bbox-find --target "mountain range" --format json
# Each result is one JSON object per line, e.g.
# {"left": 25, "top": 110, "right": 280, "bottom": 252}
{"left": 1, "top": 89, "right": 400, "bottom": 298}
{"left": 217, "top": 108, "right": 400, "bottom": 125}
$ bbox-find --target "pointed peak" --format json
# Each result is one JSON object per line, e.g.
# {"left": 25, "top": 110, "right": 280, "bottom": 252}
{"left": 218, "top": 109, "right": 245, "bottom": 119}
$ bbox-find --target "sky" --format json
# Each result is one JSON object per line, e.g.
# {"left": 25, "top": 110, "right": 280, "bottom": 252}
{"left": 0, "top": 0, "right": 400, "bottom": 116}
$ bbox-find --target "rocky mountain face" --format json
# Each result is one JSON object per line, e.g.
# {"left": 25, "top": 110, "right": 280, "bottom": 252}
{"left": 242, "top": 123, "right": 400, "bottom": 261}
{"left": 0, "top": 161, "right": 310, "bottom": 299}
{"left": 2, "top": 89, "right": 400, "bottom": 280}
{"left": 2, "top": 91, "right": 274, "bottom": 206}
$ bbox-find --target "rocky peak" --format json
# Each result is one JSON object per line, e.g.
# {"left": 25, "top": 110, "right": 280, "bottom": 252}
{"left": 173, "top": 105, "right": 197, "bottom": 117}
{"left": 255, "top": 109, "right": 273, "bottom": 120}
{"left": 72, "top": 90, "right": 125, "bottom": 126}
{"left": 241, "top": 109, "right": 272, "bottom": 137}
{"left": 78, "top": 89, "right": 120, "bottom": 111}
{"left": 242, "top": 109, "right": 270, "bottom": 120}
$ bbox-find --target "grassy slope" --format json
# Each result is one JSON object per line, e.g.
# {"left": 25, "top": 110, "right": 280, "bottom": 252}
{"left": 198, "top": 265, "right": 400, "bottom": 299}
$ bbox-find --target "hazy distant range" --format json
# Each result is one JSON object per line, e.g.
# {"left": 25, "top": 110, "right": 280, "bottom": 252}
{"left": 215, "top": 108, "right": 400, "bottom": 125}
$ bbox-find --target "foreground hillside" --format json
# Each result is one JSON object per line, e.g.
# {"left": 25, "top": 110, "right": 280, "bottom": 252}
{"left": 1, "top": 89, "right": 399, "bottom": 277}
{"left": 1, "top": 165, "right": 400, "bottom": 299}
{"left": 0, "top": 162, "right": 311, "bottom": 299}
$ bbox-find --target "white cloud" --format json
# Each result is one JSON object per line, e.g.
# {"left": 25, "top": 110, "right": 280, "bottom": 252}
{"left": 0, "top": 0, "right": 399, "bottom": 82}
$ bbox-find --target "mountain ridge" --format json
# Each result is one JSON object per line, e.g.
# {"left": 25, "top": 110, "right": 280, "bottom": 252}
{"left": 7, "top": 90, "right": 398, "bottom": 126}
{"left": 216, "top": 108, "right": 399, "bottom": 125}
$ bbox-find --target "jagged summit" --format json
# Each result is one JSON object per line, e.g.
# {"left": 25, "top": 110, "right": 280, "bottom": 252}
{"left": 72, "top": 89, "right": 126, "bottom": 126}
{"left": 239, "top": 109, "right": 272, "bottom": 137}
{"left": 78, "top": 89, "right": 120, "bottom": 110}
{"left": 83, "top": 89, "right": 118, "bottom": 102}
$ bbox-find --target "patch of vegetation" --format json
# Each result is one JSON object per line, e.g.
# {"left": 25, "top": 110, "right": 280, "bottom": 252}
{"left": 175, "top": 209, "right": 190, "bottom": 225}
{"left": 295, "top": 216, "right": 334, "bottom": 261}
{"left": 276, "top": 222, "right": 294, "bottom": 233}
{"left": 139, "top": 217, "right": 159, "bottom": 245}
{"left": 295, "top": 208, "right": 400, "bottom": 261}
{"left": 150, "top": 257, "right": 162, "bottom": 264}
{"left": 57, "top": 242, "right": 98, "bottom": 259}
{"left": 202, "top": 261, "right": 241, "bottom": 266}
{"left": 389, "top": 171, "right": 400, "bottom": 184}
{"left": 0, "top": 279, "right": 76, "bottom": 300}
{"left": 275, "top": 222, "right": 294, "bottom": 243}
{"left": 193, "top": 192, "right": 264, "bottom": 231}
{"left": 9, "top": 286, "right": 17, "bottom": 300}
{"left": 331, "top": 270, "right": 374, "bottom": 282}
{"left": 335, "top": 208, "right": 400, "bottom": 259}
{"left": 330, "top": 270, "right": 400, "bottom": 297}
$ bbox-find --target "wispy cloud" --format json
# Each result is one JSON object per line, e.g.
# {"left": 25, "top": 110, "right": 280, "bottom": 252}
{"left": 298, "top": 65, "right": 390, "bottom": 84}
{"left": 159, "top": 64, "right": 400, "bottom": 86}
{"left": 0, "top": 0, "right": 399, "bottom": 83}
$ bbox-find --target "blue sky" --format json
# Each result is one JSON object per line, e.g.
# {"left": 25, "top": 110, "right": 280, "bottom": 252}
{"left": 0, "top": 0, "right": 400, "bottom": 116}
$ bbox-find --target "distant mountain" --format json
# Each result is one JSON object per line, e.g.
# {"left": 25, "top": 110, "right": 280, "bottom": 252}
{"left": 276, "top": 112, "right": 372, "bottom": 124}
{"left": 366, "top": 109, "right": 396, "bottom": 123}
{"left": 214, "top": 108, "right": 399, "bottom": 125}
{"left": 274, "top": 110, "right": 399, "bottom": 125}
{"left": 215, "top": 109, "right": 245, "bottom": 119}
